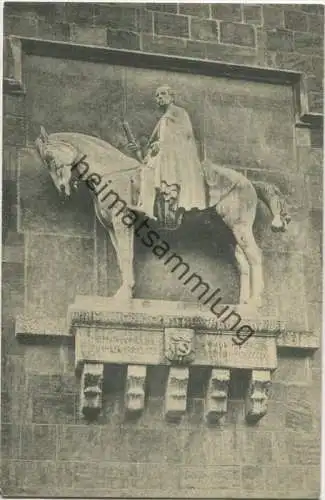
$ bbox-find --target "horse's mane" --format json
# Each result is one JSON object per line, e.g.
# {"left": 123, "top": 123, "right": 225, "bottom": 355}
{"left": 49, "top": 132, "right": 138, "bottom": 176}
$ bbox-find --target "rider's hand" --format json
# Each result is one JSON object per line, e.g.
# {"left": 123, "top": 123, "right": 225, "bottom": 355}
{"left": 150, "top": 141, "right": 160, "bottom": 156}
{"left": 126, "top": 141, "right": 139, "bottom": 153}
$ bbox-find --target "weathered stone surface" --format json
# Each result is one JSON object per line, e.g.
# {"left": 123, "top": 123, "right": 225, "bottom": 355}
{"left": 245, "top": 370, "right": 271, "bottom": 423}
{"left": 165, "top": 367, "right": 189, "bottom": 420}
{"left": 266, "top": 28, "right": 294, "bottom": 51}
{"left": 243, "top": 5, "right": 262, "bottom": 25}
{"left": 190, "top": 18, "right": 218, "bottom": 42}
{"left": 74, "top": 324, "right": 278, "bottom": 369}
{"left": 220, "top": 22, "right": 256, "bottom": 47}
{"left": 179, "top": 3, "right": 210, "bottom": 18}
{"left": 79, "top": 362, "right": 104, "bottom": 420}
{"left": 284, "top": 9, "right": 308, "bottom": 31}
{"left": 273, "top": 356, "right": 311, "bottom": 384}
{"left": 205, "top": 368, "right": 230, "bottom": 422}
{"left": 70, "top": 25, "right": 107, "bottom": 45}
{"left": 32, "top": 394, "right": 76, "bottom": 424}
{"left": 38, "top": 20, "right": 70, "bottom": 41}
{"left": 21, "top": 424, "right": 57, "bottom": 460}
{"left": 3, "top": 5, "right": 323, "bottom": 499}
{"left": 211, "top": 4, "right": 241, "bottom": 22}
{"left": 154, "top": 11, "right": 189, "bottom": 38}
{"left": 75, "top": 327, "right": 163, "bottom": 368}
{"left": 107, "top": 29, "right": 140, "bottom": 50}
{"left": 263, "top": 6, "right": 285, "bottom": 29}
{"left": 180, "top": 465, "right": 240, "bottom": 490}
{"left": 125, "top": 365, "right": 147, "bottom": 413}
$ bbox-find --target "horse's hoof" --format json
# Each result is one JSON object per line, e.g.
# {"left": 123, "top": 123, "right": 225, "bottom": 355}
{"left": 245, "top": 297, "right": 263, "bottom": 310}
{"left": 113, "top": 287, "right": 134, "bottom": 301}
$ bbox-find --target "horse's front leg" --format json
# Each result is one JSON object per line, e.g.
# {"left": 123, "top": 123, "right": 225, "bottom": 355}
{"left": 234, "top": 244, "right": 250, "bottom": 304}
{"left": 232, "top": 224, "right": 263, "bottom": 309}
{"left": 109, "top": 219, "right": 135, "bottom": 300}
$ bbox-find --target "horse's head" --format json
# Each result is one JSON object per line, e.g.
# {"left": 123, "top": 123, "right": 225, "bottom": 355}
{"left": 35, "top": 126, "right": 81, "bottom": 198}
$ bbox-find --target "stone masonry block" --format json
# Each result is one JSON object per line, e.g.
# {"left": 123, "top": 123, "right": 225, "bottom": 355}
{"left": 179, "top": 3, "right": 210, "bottom": 18}
{"left": 205, "top": 43, "right": 257, "bottom": 65}
{"left": 142, "top": 34, "right": 186, "bottom": 56}
{"left": 32, "top": 394, "right": 76, "bottom": 424}
{"left": 294, "top": 32, "right": 323, "bottom": 56}
{"left": 65, "top": 3, "right": 99, "bottom": 24}
{"left": 146, "top": 4, "right": 178, "bottom": 14}
{"left": 285, "top": 431, "right": 320, "bottom": 465}
{"left": 284, "top": 9, "right": 308, "bottom": 31}
{"left": 190, "top": 18, "right": 218, "bottom": 42}
{"left": 263, "top": 6, "right": 285, "bottom": 29}
{"left": 1, "top": 424, "right": 21, "bottom": 459}
{"left": 71, "top": 25, "right": 107, "bottom": 45}
{"left": 184, "top": 40, "right": 207, "bottom": 59}
{"left": 3, "top": 95, "right": 25, "bottom": 116}
{"left": 243, "top": 5, "right": 262, "bottom": 25}
{"left": 266, "top": 29, "right": 294, "bottom": 51}
{"left": 3, "top": 115, "right": 26, "bottom": 146}
{"left": 154, "top": 11, "right": 189, "bottom": 38}
{"left": 180, "top": 466, "right": 240, "bottom": 490}
{"left": 211, "top": 4, "right": 242, "bottom": 22}
{"left": 307, "top": 14, "right": 324, "bottom": 34}
{"left": 95, "top": 4, "right": 139, "bottom": 30}
{"left": 300, "top": 5, "right": 324, "bottom": 15}
{"left": 308, "top": 91, "right": 323, "bottom": 113}
{"left": 37, "top": 20, "right": 70, "bottom": 41}
{"left": 21, "top": 424, "right": 57, "bottom": 460}
{"left": 240, "top": 430, "right": 273, "bottom": 465}
{"left": 4, "top": 14, "right": 38, "bottom": 37}
{"left": 6, "top": 460, "right": 57, "bottom": 494}
{"left": 107, "top": 29, "right": 140, "bottom": 50}
{"left": 220, "top": 22, "right": 256, "bottom": 47}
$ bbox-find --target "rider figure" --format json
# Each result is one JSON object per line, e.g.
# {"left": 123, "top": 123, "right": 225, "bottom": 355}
{"left": 127, "top": 85, "right": 206, "bottom": 222}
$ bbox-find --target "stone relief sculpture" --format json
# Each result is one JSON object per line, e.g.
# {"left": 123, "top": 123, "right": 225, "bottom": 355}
{"left": 35, "top": 86, "right": 291, "bottom": 307}
{"left": 125, "top": 85, "right": 206, "bottom": 224}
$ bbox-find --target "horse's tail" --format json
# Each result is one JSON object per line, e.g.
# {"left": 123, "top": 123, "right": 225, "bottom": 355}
{"left": 252, "top": 181, "right": 291, "bottom": 232}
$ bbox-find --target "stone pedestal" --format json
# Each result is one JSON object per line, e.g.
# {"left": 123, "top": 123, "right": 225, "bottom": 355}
{"left": 16, "top": 295, "right": 319, "bottom": 422}
{"left": 68, "top": 295, "right": 280, "bottom": 421}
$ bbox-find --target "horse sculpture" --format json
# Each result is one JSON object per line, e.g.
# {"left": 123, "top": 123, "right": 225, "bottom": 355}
{"left": 35, "top": 126, "right": 291, "bottom": 307}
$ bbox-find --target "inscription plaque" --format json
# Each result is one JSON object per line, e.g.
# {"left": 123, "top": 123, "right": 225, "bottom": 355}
{"left": 75, "top": 327, "right": 164, "bottom": 369}
{"left": 195, "top": 333, "right": 277, "bottom": 370}
{"left": 75, "top": 327, "right": 277, "bottom": 370}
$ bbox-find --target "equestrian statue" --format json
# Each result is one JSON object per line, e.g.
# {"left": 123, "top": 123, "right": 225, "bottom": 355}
{"left": 35, "top": 85, "right": 291, "bottom": 308}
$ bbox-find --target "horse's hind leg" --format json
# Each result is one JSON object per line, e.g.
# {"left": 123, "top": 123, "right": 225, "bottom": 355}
{"left": 108, "top": 220, "right": 135, "bottom": 299}
{"left": 232, "top": 224, "right": 263, "bottom": 308}
{"left": 234, "top": 244, "right": 250, "bottom": 304}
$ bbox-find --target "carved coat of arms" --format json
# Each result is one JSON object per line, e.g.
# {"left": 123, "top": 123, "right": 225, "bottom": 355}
{"left": 165, "top": 328, "right": 195, "bottom": 364}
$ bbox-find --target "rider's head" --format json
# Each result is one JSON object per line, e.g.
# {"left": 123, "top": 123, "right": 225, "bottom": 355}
{"left": 155, "top": 85, "right": 175, "bottom": 109}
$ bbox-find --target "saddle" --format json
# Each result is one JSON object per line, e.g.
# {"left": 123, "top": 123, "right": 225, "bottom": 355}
{"left": 153, "top": 182, "right": 185, "bottom": 230}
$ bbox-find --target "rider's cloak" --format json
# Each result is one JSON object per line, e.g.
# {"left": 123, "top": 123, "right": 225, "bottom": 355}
{"left": 142, "top": 103, "right": 206, "bottom": 212}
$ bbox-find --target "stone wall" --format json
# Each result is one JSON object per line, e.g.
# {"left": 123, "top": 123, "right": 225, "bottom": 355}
{"left": 2, "top": 3, "right": 323, "bottom": 498}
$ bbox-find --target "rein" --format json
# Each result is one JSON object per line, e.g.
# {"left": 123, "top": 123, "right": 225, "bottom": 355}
{"left": 70, "top": 153, "right": 143, "bottom": 178}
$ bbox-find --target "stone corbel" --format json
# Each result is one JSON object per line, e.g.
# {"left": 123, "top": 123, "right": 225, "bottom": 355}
{"left": 245, "top": 369, "right": 271, "bottom": 423}
{"left": 205, "top": 368, "right": 230, "bottom": 423}
{"left": 165, "top": 367, "right": 189, "bottom": 421}
{"left": 125, "top": 365, "right": 147, "bottom": 414}
{"left": 80, "top": 363, "right": 104, "bottom": 420}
